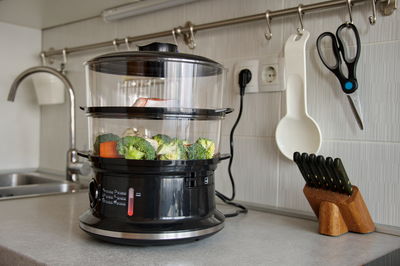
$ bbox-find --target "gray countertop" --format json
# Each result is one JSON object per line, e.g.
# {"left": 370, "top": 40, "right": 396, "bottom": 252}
{"left": 0, "top": 192, "right": 399, "bottom": 266}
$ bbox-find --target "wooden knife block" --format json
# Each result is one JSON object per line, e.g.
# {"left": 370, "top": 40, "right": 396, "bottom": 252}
{"left": 303, "top": 185, "right": 375, "bottom": 236}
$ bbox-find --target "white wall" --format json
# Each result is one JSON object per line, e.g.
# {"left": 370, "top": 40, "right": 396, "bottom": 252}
{"left": 41, "top": 0, "right": 400, "bottom": 226}
{"left": 0, "top": 22, "right": 41, "bottom": 170}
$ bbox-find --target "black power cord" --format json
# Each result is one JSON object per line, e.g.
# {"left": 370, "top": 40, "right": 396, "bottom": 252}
{"left": 215, "top": 69, "right": 252, "bottom": 218}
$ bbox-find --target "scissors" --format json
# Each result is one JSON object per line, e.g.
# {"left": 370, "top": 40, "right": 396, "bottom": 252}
{"left": 316, "top": 23, "right": 364, "bottom": 130}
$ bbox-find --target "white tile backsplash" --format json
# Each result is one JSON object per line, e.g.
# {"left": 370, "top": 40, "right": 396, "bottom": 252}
{"left": 306, "top": 42, "right": 400, "bottom": 142}
{"left": 41, "top": 0, "right": 400, "bottom": 226}
{"left": 0, "top": 22, "right": 41, "bottom": 170}
{"left": 216, "top": 136, "right": 279, "bottom": 206}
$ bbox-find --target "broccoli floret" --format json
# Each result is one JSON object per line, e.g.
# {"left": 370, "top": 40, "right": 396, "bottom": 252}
{"left": 196, "top": 138, "right": 215, "bottom": 159}
{"left": 117, "top": 136, "right": 156, "bottom": 160}
{"left": 174, "top": 139, "right": 189, "bottom": 155}
{"left": 94, "top": 133, "right": 120, "bottom": 154}
{"left": 145, "top": 138, "right": 159, "bottom": 151}
{"left": 187, "top": 143, "right": 208, "bottom": 160}
{"left": 157, "top": 139, "right": 188, "bottom": 160}
{"left": 152, "top": 134, "right": 172, "bottom": 146}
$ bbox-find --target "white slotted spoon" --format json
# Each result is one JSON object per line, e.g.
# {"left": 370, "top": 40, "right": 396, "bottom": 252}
{"left": 275, "top": 30, "right": 321, "bottom": 160}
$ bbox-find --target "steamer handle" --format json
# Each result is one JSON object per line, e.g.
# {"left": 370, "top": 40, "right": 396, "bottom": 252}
{"left": 77, "top": 151, "right": 89, "bottom": 158}
{"left": 219, "top": 153, "right": 231, "bottom": 161}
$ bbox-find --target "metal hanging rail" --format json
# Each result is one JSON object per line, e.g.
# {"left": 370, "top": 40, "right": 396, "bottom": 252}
{"left": 41, "top": 0, "right": 397, "bottom": 58}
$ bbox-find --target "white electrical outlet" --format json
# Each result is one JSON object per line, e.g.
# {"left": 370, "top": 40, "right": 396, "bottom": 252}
{"left": 261, "top": 65, "right": 277, "bottom": 84}
{"left": 234, "top": 56, "right": 284, "bottom": 94}
{"left": 259, "top": 56, "right": 284, "bottom": 92}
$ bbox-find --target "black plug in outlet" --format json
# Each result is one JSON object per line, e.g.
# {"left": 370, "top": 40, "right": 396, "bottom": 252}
{"left": 238, "top": 69, "right": 252, "bottom": 96}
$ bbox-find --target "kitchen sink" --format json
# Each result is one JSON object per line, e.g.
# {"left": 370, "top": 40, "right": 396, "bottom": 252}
{"left": 0, "top": 173, "right": 61, "bottom": 187}
{"left": 0, "top": 171, "right": 87, "bottom": 200}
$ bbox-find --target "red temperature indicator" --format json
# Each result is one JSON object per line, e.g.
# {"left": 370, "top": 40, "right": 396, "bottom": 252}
{"left": 127, "top": 188, "right": 134, "bottom": 216}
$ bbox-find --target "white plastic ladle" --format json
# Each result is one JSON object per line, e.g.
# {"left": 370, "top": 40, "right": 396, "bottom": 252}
{"left": 275, "top": 30, "right": 321, "bottom": 160}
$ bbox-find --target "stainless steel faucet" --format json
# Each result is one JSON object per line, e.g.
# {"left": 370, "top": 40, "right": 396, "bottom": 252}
{"left": 7, "top": 66, "right": 89, "bottom": 182}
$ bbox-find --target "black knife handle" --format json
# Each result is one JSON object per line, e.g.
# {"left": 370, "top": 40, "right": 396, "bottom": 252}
{"left": 316, "top": 155, "right": 335, "bottom": 191}
{"left": 309, "top": 154, "right": 326, "bottom": 188}
{"left": 301, "top": 153, "right": 317, "bottom": 187}
{"left": 294, "top": 152, "right": 310, "bottom": 185}
{"left": 311, "top": 155, "right": 328, "bottom": 189}
{"left": 334, "top": 158, "right": 353, "bottom": 195}
{"left": 304, "top": 153, "right": 321, "bottom": 188}
{"left": 326, "top": 157, "right": 345, "bottom": 194}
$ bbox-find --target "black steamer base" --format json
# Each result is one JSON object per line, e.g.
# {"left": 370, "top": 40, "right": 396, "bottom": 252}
{"left": 79, "top": 155, "right": 225, "bottom": 246}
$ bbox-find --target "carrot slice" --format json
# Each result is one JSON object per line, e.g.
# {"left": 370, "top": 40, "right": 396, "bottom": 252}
{"left": 99, "top": 141, "right": 119, "bottom": 158}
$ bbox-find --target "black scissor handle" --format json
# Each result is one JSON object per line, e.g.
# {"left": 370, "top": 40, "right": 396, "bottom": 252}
{"left": 336, "top": 23, "right": 361, "bottom": 94}
{"left": 316, "top": 24, "right": 360, "bottom": 94}
{"left": 316, "top": 32, "right": 341, "bottom": 72}
{"left": 336, "top": 23, "right": 361, "bottom": 65}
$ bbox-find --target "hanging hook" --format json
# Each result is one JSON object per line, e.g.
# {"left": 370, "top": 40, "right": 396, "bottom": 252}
{"left": 369, "top": 0, "right": 377, "bottom": 25}
{"left": 62, "top": 49, "right": 68, "bottom": 65}
{"left": 297, "top": 4, "right": 305, "bottom": 35}
{"left": 346, "top": 0, "right": 353, "bottom": 24}
{"left": 171, "top": 27, "right": 180, "bottom": 46}
{"left": 60, "top": 49, "right": 68, "bottom": 74}
{"left": 183, "top": 22, "right": 196, "bottom": 49}
{"left": 264, "top": 10, "right": 272, "bottom": 40}
{"left": 124, "top": 37, "right": 131, "bottom": 50}
{"left": 40, "top": 52, "right": 47, "bottom": 66}
{"left": 112, "top": 39, "right": 119, "bottom": 51}
{"left": 187, "top": 25, "right": 197, "bottom": 49}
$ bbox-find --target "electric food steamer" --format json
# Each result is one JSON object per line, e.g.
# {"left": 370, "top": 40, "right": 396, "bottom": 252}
{"left": 79, "top": 42, "right": 232, "bottom": 245}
